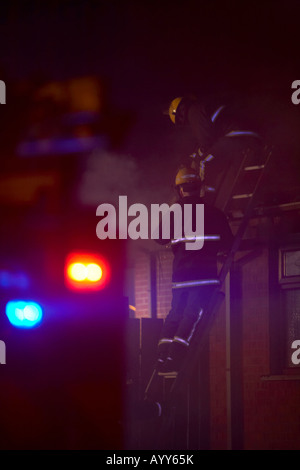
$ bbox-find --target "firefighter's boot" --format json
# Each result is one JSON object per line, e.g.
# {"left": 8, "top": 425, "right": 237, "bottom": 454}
{"left": 158, "top": 337, "right": 188, "bottom": 377}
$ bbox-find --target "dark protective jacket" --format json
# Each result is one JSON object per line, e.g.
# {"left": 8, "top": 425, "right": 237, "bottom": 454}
{"left": 156, "top": 195, "right": 233, "bottom": 283}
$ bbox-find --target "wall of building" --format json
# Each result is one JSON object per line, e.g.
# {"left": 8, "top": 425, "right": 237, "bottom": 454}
{"left": 134, "top": 248, "right": 173, "bottom": 319}
{"left": 240, "top": 247, "right": 300, "bottom": 450}
{"left": 208, "top": 297, "right": 228, "bottom": 449}
{"left": 132, "top": 240, "right": 300, "bottom": 450}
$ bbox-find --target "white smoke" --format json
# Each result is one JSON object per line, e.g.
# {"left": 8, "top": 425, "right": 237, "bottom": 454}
{"left": 77, "top": 149, "right": 172, "bottom": 208}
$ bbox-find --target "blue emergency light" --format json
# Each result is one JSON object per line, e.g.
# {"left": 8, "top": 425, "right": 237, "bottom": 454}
{"left": 6, "top": 300, "right": 43, "bottom": 328}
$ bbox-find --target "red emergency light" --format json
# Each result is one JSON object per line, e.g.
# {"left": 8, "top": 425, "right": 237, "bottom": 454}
{"left": 65, "top": 252, "right": 110, "bottom": 291}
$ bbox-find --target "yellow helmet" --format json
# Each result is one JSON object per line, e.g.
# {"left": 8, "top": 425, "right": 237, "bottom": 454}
{"left": 175, "top": 167, "right": 201, "bottom": 186}
{"left": 168, "top": 97, "right": 183, "bottom": 124}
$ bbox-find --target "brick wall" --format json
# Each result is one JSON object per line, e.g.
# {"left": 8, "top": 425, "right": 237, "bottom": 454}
{"left": 156, "top": 250, "right": 173, "bottom": 319}
{"left": 241, "top": 248, "right": 300, "bottom": 450}
{"left": 134, "top": 247, "right": 173, "bottom": 319}
{"left": 134, "top": 250, "right": 152, "bottom": 318}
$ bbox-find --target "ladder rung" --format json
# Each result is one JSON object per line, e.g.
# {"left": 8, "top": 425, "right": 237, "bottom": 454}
{"left": 229, "top": 210, "right": 244, "bottom": 218}
{"left": 162, "top": 373, "right": 178, "bottom": 380}
{"left": 232, "top": 193, "right": 253, "bottom": 199}
{"left": 244, "top": 164, "right": 265, "bottom": 171}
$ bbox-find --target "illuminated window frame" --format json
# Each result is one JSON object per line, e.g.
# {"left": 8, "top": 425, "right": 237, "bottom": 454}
{"left": 278, "top": 246, "right": 300, "bottom": 369}
{"left": 279, "top": 247, "right": 300, "bottom": 286}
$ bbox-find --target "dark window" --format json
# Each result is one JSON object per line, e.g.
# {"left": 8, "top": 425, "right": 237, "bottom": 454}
{"left": 279, "top": 248, "right": 300, "bottom": 281}
{"left": 279, "top": 248, "right": 300, "bottom": 369}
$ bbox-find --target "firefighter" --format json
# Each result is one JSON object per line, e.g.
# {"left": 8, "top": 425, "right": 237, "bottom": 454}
{"left": 155, "top": 165, "right": 233, "bottom": 376}
{"left": 168, "top": 95, "right": 263, "bottom": 202}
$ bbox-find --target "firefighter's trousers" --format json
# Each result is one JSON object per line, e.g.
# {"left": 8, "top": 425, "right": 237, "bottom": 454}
{"left": 158, "top": 284, "right": 218, "bottom": 361}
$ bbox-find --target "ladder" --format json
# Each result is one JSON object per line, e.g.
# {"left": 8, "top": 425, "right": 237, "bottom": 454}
{"left": 143, "top": 144, "right": 273, "bottom": 449}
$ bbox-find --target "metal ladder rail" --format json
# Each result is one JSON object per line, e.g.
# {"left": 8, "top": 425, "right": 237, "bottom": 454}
{"left": 210, "top": 147, "right": 253, "bottom": 212}
{"left": 218, "top": 145, "right": 272, "bottom": 285}
{"left": 218, "top": 147, "right": 259, "bottom": 213}
{"left": 166, "top": 145, "right": 272, "bottom": 395}
{"left": 156, "top": 145, "right": 273, "bottom": 447}
{"left": 214, "top": 144, "right": 269, "bottom": 215}
{"left": 170, "top": 145, "right": 272, "bottom": 388}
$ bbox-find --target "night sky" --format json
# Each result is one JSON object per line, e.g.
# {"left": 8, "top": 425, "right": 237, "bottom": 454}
{"left": 1, "top": 0, "right": 300, "bottom": 203}
{"left": 2, "top": 2, "right": 299, "bottom": 97}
